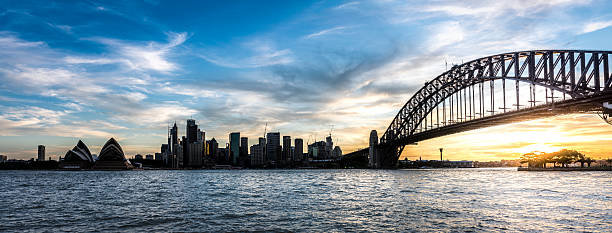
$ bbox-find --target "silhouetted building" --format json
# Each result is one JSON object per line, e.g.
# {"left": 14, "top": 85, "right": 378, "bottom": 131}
{"left": 208, "top": 138, "right": 218, "bottom": 160}
{"left": 186, "top": 119, "right": 197, "bottom": 143}
{"left": 369, "top": 130, "right": 379, "bottom": 168}
{"left": 160, "top": 144, "right": 169, "bottom": 164}
{"left": 0, "top": 155, "right": 6, "bottom": 162}
{"left": 229, "top": 132, "right": 240, "bottom": 165}
{"left": 145, "top": 154, "right": 154, "bottom": 160}
{"left": 93, "top": 138, "right": 133, "bottom": 170}
{"left": 181, "top": 136, "right": 188, "bottom": 166}
{"left": 325, "top": 136, "right": 333, "bottom": 158}
{"left": 60, "top": 140, "right": 94, "bottom": 169}
{"left": 308, "top": 141, "right": 327, "bottom": 159}
{"left": 170, "top": 122, "right": 178, "bottom": 156}
{"left": 332, "top": 146, "right": 342, "bottom": 158}
{"left": 134, "top": 154, "right": 143, "bottom": 160}
{"left": 294, "top": 138, "right": 303, "bottom": 162}
{"left": 283, "top": 136, "right": 291, "bottom": 162}
{"left": 37, "top": 145, "right": 45, "bottom": 161}
{"left": 187, "top": 142, "right": 203, "bottom": 168}
{"left": 266, "top": 132, "right": 281, "bottom": 163}
{"left": 155, "top": 152, "right": 163, "bottom": 161}
{"left": 250, "top": 144, "right": 264, "bottom": 166}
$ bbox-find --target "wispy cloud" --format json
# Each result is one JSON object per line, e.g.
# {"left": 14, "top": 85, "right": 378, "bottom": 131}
{"left": 199, "top": 40, "right": 293, "bottom": 68}
{"left": 334, "top": 1, "right": 359, "bottom": 10}
{"left": 78, "top": 32, "right": 188, "bottom": 72}
{"left": 582, "top": 20, "right": 612, "bottom": 34}
{"left": 305, "top": 26, "right": 349, "bottom": 39}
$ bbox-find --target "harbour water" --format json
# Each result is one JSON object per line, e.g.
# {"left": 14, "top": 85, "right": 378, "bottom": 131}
{"left": 0, "top": 168, "right": 610, "bottom": 232}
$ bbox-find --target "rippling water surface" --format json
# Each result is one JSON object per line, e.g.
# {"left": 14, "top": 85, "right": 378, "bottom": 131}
{"left": 0, "top": 168, "right": 610, "bottom": 232}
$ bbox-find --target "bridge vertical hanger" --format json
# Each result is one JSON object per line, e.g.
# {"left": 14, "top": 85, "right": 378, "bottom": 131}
{"left": 603, "top": 53, "right": 609, "bottom": 91}
{"left": 515, "top": 52, "right": 520, "bottom": 110}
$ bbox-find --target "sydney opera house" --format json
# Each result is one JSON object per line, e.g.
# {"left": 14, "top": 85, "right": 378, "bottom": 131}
{"left": 59, "top": 138, "right": 133, "bottom": 170}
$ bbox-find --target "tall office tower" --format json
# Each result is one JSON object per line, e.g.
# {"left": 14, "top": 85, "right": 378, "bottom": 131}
{"left": 283, "top": 136, "right": 291, "bottom": 162}
{"left": 182, "top": 136, "right": 188, "bottom": 167}
{"left": 186, "top": 119, "right": 197, "bottom": 143}
{"left": 258, "top": 137, "right": 266, "bottom": 162}
{"left": 250, "top": 144, "right": 262, "bottom": 166}
{"left": 229, "top": 132, "right": 240, "bottom": 165}
{"left": 171, "top": 122, "right": 178, "bottom": 156}
{"left": 209, "top": 138, "right": 218, "bottom": 160}
{"left": 294, "top": 138, "right": 303, "bottom": 162}
{"left": 175, "top": 143, "right": 183, "bottom": 168}
{"left": 37, "top": 145, "right": 45, "bottom": 161}
{"left": 188, "top": 141, "right": 203, "bottom": 168}
{"left": 369, "top": 130, "right": 378, "bottom": 168}
{"left": 199, "top": 131, "right": 206, "bottom": 157}
{"left": 325, "top": 136, "right": 333, "bottom": 158}
{"left": 240, "top": 137, "right": 248, "bottom": 159}
{"left": 266, "top": 132, "right": 281, "bottom": 163}
{"left": 160, "top": 144, "right": 169, "bottom": 164}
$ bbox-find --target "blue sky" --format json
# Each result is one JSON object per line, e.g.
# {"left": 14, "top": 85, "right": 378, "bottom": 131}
{"left": 2, "top": 0, "right": 612, "bottom": 160}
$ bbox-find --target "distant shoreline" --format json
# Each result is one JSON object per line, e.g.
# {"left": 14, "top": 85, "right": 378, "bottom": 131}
{"left": 517, "top": 167, "right": 612, "bottom": 171}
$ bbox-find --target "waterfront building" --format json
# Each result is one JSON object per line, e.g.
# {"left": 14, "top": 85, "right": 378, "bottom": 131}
{"left": 332, "top": 146, "right": 342, "bottom": 158}
{"left": 369, "top": 130, "right": 379, "bottom": 168}
{"left": 60, "top": 140, "right": 94, "bottom": 169}
{"left": 134, "top": 154, "right": 143, "bottom": 160}
{"left": 160, "top": 144, "right": 169, "bottom": 165}
{"left": 181, "top": 136, "right": 188, "bottom": 166}
{"left": 187, "top": 142, "right": 203, "bottom": 168}
{"left": 174, "top": 143, "right": 183, "bottom": 168}
{"left": 250, "top": 144, "right": 264, "bottom": 166}
{"left": 37, "top": 145, "right": 45, "bottom": 161}
{"left": 294, "top": 138, "right": 303, "bottom": 162}
{"left": 186, "top": 119, "right": 197, "bottom": 143}
{"left": 208, "top": 138, "right": 218, "bottom": 160}
{"left": 258, "top": 137, "right": 266, "bottom": 162}
{"left": 266, "top": 132, "right": 281, "bottom": 163}
{"left": 229, "top": 132, "right": 240, "bottom": 165}
{"left": 145, "top": 154, "right": 154, "bottom": 160}
{"left": 325, "top": 136, "right": 333, "bottom": 158}
{"left": 92, "top": 138, "right": 133, "bottom": 170}
{"left": 283, "top": 136, "right": 291, "bottom": 162}
{"left": 308, "top": 141, "right": 327, "bottom": 159}
{"left": 170, "top": 122, "right": 178, "bottom": 157}
{"left": 240, "top": 137, "right": 248, "bottom": 157}
{"left": 155, "top": 152, "right": 163, "bottom": 161}
{"left": 0, "top": 155, "right": 6, "bottom": 162}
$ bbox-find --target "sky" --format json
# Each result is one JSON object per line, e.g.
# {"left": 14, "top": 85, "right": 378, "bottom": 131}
{"left": 1, "top": 0, "right": 612, "bottom": 161}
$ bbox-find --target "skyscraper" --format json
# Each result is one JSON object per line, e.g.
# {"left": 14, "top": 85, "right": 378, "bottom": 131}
{"left": 186, "top": 119, "right": 197, "bottom": 143}
{"left": 294, "top": 138, "right": 303, "bottom": 162}
{"left": 171, "top": 122, "right": 178, "bottom": 156}
{"left": 258, "top": 137, "right": 266, "bottom": 163}
{"left": 209, "top": 138, "right": 218, "bottom": 160}
{"left": 283, "top": 136, "right": 291, "bottom": 162}
{"left": 37, "top": 145, "right": 45, "bottom": 161}
{"left": 240, "top": 136, "right": 248, "bottom": 166}
{"left": 266, "top": 132, "right": 281, "bottom": 163}
{"left": 369, "top": 130, "right": 378, "bottom": 168}
{"left": 229, "top": 132, "right": 240, "bottom": 165}
{"left": 325, "top": 135, "right": 333, "bottom": 158}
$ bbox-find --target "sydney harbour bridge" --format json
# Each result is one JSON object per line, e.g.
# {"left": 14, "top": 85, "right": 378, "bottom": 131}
{"left": 349, "top": 50, "right": 612, "bottom": 168}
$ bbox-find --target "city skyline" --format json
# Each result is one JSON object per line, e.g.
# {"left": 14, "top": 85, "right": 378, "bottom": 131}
{"left": 2, "top": 1, "right": 612, "bottom": 161}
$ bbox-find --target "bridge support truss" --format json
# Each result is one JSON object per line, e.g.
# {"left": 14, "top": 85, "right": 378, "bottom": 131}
{"left": 377, "top": 50, "right": 612, "bottom": 168}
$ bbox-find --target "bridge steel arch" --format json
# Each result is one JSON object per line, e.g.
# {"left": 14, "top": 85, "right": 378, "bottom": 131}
{"left": 376, "top": 50, "right": 612, "bottom": 168}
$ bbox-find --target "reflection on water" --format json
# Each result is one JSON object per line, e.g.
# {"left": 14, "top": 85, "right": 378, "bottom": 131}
{"left": 0, "top": 168, "right": 610, "bottom": 232}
